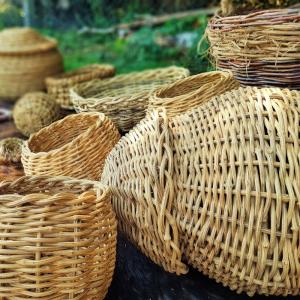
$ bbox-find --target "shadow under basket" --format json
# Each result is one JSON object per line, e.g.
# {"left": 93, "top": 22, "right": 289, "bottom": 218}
{"left": 0, "top": 175, "right": 117, "bottom": 300}
{"left": 22, "top": 112, "right": 120, "bottom": 180}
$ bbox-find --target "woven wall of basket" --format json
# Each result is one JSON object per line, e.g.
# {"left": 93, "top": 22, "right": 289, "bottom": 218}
{"left": 170, "top": 86, "right": 300, "bottom": 296}
{"left": 206, "top": 9, "right": 300, "bottom": 90}
{"left": 0, "top": 175, "right": 117, "bottom": 300}
{"left": 71, "top": 66, "right": 190, "bottom": 132}
{"left": 46, "top": 64, "right": 115, "bottom": 109}
{"left": 22, "top": 112, "right": 120, "bottom": 180}
{"left": 148, "top": 71, "right": 239, "bottom": 117}
{"left": 0, "top": 27, "right": 63, "bottom": 101}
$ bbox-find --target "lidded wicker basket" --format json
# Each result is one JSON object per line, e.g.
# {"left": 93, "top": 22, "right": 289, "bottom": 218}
{"left": 0, "top": 27, "right": 63, "bottom": 101}
{"left": 46, "top": 64, "right": 115, "bottom": 109}
{"left": 22, "top": 112, "right": 120, "bottom": 180}
{"left": 148, "top": 71, "right": 239, "bottom": 117}
{"left": 0, "top": 175, "right": 117, "bottom": 300}
{"left": 71, "top": 66, "right": 190, "bottom": 132}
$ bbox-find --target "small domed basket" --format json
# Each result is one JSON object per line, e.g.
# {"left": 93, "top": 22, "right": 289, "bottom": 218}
{"left": 71, "top": 66, "right": 190, "bottom": 132}
{"left": 0, "top": 27, "right": 63, "bottom": 101}
{"left": 46, "top": 64, "right": 115, "bottom": 109}
{"left": 0, "top": 175, "right": 117, "bottom": 300}
{"left": 22, "top": 112, "right": 120, "bottom": 180}
{"left": 148, "top": 71, "right": 239, "bottom": 117}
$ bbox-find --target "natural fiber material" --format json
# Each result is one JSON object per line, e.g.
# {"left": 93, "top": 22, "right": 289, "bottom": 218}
{"left": 170, "top": 86, "right": 300, "bottom": 296}
{"left": 101, "top": 110, "right": 187, "bottom": 275}
{"left": 13, "top": 92, "right": 61, "bottom": 137}
{"left": 0, "top": 137, "right": 23, "bottom": 163}
{"left": 148, "top": 71, "right": 239, "bottom": 117}
{"left": 0, "top": 175, "right": 117, "bottom": 299}
{"left": 0, "top": 28, "right": 63, "bottom": 101}
{"left": 22, "top": 112, "right": 120, "bottom": 180}
{"left": 0, "top": 160, "right": 24, "bottom": 182}
{"left": 46, "top": 64, "right": 115, "bottom": 109}
{"left": 71, "top": 66, "right": 190, "bottom": 132}
{"left": 206, "top": 9, "right": 300, "bottom": 89}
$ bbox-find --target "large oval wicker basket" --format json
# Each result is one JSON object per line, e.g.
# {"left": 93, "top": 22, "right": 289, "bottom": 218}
{"left": 148, "top": 71, "right": 239, "bottom": 117}
{"left": 46, "top": 64, "right": 115, "bottom": 109}
{"left": 71, "top": 66, "right": 190, "bottom": 132}
{"left": 0, "top": 175, "right": 117, "bottom": 300}
{"left": 22, "top": 112, "right": 120, "bottom": 180}
{"left": 0, "top": 27, "right": 63, "bottom": 101}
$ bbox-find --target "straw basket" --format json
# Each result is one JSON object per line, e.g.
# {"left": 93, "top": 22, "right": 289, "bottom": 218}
{"left": 206, "top": 9, "right": 300, "bottom": 89}
{"left": 22, "top": 112, "right": 120, "bottom": 180}
{"left": 71, "top": 66, "right": 190, "bottom": 132}
{"left": 148, "top": 71, "right": 239, "bottom": 117}
{"left": 46, "top": 64, "right": 115, "bottom": 109}
{"left": 0, "top": 175, "right": 117, "bottom": 299}
{"left": 0, "top": 28, "right": 63, "bottom": 101}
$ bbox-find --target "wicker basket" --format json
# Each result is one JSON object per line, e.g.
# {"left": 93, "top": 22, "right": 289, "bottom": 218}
{"left": 71, "top": 66, "right": 190, "bottom": 132}
{"left": 0, "top": 175, "right": 117, "bottom": 299}
{"left": 46, "top": 64, "right": 115, "bottom": 109}
{"left": 148, "top": 71, "right": 239, "bottom": 117}
{"left": 206, "top": 9, "right": 300, "bottom": 90}
{"left": 22, "top": 112, "right": 120, "bottom": 180}
{"left": 0, "top": 27, "right": 63, "bottom": 101}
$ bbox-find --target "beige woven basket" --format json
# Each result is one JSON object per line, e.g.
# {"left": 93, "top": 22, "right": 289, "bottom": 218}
{"left": 0, "top": 28, "right": 63, "bottom": 101}
{"left": 22, "top": 112, "right": 120, "bottom": 180}
{"left": 46, "top": 64, "right": 115, "bottom": 109}
{"left": 148, "top": 71, "right": 239, "bottom": 117}
{"left": 71, "top": 66, "right": 190, "bottom": 132}
{"left": 0, "top": 175, "right": 117, "bottom": 299}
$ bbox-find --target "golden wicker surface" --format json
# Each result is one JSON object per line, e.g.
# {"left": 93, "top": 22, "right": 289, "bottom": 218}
{"left": 148, "top": 71, "right": 239, "bottom": 117}
{"left": 22, "top": 112, "right": 120, "bottom": 180}
{"left": 46, "top": 64, "right": 115, "bottom": 109}
{"left": 206, "top": 9, "right": 300, "bottom": 89}
{"left": 71, "top": 66, "right": 190, "bottom": 132}
{"left": 0, "top": 175, "right": 117, "bottom": 299}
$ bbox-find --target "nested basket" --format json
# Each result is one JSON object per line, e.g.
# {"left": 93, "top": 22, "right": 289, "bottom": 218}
{"left": 71, "top": 66, "right": 190, "bottom": 132}
{"left": 46, "top": 64, "right": 115, "bottom": 109}
{"left": 206, "top": 9, "right": 300, "bottom": 90}
{"left": 148, "top": 71, "right": 239, "bottom": 117}
{"left": 0, "top": 27, "right": 63, "bottom": 101}
{"left": 0, "top": 175, "right": 117, "bottom": 299}
{"left": 22, "top": 112, "right": 120, "bottom": 180}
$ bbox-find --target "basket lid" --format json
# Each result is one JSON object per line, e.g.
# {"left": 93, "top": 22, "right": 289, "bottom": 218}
{"left": 0, "top": 27, "right": 58, "bottom": 55}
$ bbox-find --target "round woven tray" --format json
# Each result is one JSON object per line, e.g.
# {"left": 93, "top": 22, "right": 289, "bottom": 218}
{"left": 22, "top": 112, "right": 120, "bottom": 180}
{"left": 71, "top": 66, "right": 190, "bottom": 132}
{"left": 206, "top": 8, "right": 300, "bottom": 90}
{"left": 46, "top": 64, "right": 115, "bottom": 109}
{"left": 148, "top": 71, "right": 239, "bottom": 117}
{"left": 0, "top": 175, "right": 117, "bottom": 299}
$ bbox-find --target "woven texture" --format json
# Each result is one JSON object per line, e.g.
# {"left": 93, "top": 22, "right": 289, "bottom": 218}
{"left": 46, "top": 64, "right": 115, "bottom": 109}
{"left": 101, "top": 110, "right": 187, "bottom": 275}
{"left": 170, "top": 86, "right": 300, "bottom": 296}
{"left": 0, "top": 175, "right": 117, "bottom": 299}
{"left": 22, "top": 112, "right": 120, "bottom": 180}
{"left": 0, "top": 137, "right": 23, "bottom": 162}
{"left": 13, "top": 92, "right": 61, "bottom": 137}
{"left": 0, "top": 28, "right": 63, "bottom": 101}
{"left": 148, "top": 71, "right": 239, "bottom": 117}
{"left": 71, "top": 66, "right": 190, "bottom": 132}
{"left": 206, "top": 9, "right": 300, "bottom": 90}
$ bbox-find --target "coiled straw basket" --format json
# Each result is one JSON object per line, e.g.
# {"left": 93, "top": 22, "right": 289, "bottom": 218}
{"left": 71, "top": 66, "right": 190, "bottom": 132}
{"left": 46, "top": 64, "right": 115, "bottom": 109}
{"left": 0, "top": 175, "right": 117, "bottom": 299}
{"left": 206, "top": 9, "right": 300, "bottom": 90}
{"left": 22, "top": 112, "right": 120, "bottom": 180}
{"left": 148, "top": 71, "right": 239, "bottom": 117}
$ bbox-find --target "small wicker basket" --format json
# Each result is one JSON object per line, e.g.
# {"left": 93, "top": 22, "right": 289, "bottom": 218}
{"left": 71, "top": 66, "right": 190, "bottom": 132}
{"left": 148, "top": 71, "right": 239, "bottom": 117}
{"left": 0, "top": 175, "right": 117, "bottom": 299}
{"left": 46, "top": 64, "right": 115, "bottom": 109}
{"left": 22, "top": 112, "right": 120, "bottom": 180}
